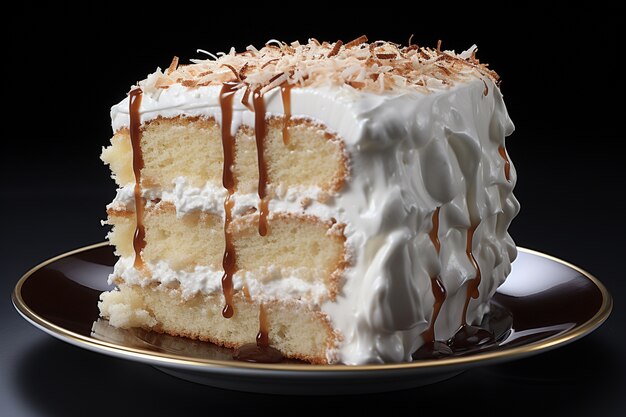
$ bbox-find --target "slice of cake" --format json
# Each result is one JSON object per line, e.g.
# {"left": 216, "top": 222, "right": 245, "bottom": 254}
{"left": 98, "top": 37, "right": 519, "bottom": 364}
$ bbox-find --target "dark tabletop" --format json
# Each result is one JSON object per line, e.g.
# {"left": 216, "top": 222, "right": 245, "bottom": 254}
{"left": 2, "top": 4, "right": 624, "bottom": 416}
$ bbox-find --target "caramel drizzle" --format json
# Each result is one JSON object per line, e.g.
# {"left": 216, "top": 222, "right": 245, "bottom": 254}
{"left": 219, "top": 83, "right": 283, "bottom": 357}
{"left": 129, "top": 88, "right": 146, "bottom": 269}
{"left": 422, "top": 207, "right": 447, "bottom": 344}
{"left": 428, "top": 207, "right": 441, "bottom": 253}
{"left": 280, "top": 84, "right": 292, "bottom": 145}
{"left": 256, "top": 303, "right": 270, "bottom": 347}
{"left": 498, "top": 145, "right": 511, "bottom": 181}
{"left": 232, "top": 303, "right": 282, "bottom": 363}
{"left": 253, "top": 89, "right": 270, "bottom": 236}
{"left": 461, "top": 223, "right": 482, "bottom": 324}
{"left": 219, "top": 82, "right": 238, "bottom": 318}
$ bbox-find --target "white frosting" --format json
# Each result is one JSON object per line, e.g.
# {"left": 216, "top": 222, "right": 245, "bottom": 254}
{"left": 109, "top": 177, "right": 331, "bottom": 221}
{"left": 107, "top": 76, "right": 518, "bottom": 364}
{"left": 111, "top": 256, "right": 328, "bottom": 303}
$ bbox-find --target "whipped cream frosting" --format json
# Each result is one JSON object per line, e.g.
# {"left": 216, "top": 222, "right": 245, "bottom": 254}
{"left": 107, "top": 72, "right": 518, "bottom": 364}
{"left": 112, "top": 256, "right": 329, "bottom": 304}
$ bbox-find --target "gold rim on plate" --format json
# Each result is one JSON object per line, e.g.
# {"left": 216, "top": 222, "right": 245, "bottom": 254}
{"left": 12, "top": 242, "right": 613, "bottom": 372}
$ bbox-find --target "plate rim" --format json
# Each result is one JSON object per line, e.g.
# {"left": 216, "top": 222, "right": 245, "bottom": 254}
{"left": 12, "top": 242, "right": 613, "bottom": 372}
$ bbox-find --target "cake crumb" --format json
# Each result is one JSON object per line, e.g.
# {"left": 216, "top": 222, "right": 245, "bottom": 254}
{"left": 99, "top": 289, "right": 157, "bottom": 329}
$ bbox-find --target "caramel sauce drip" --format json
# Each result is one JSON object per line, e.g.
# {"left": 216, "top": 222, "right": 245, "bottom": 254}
{"left": 253, "top": 89, "right": 270, "bottom": 236}
{"left": 219, "top": 82, "right": 238, "bottom": 318}
{"left": 462, "top": 224, "right": 482, "bottom": 324}
{"left": 129, "top": 88, "right": 146, "bottom": 269}
{"left": 498, "top": 145, "right": 511, "bottom": 181}
{"left": 233, "top": 89, "right": 286, "bottom": 362}
{"left": 428, "top": 207, "right": 441, "bottom": 254}
{"left": 421, "top": 278, "right": 446, "bottom": 345}
{"left": 421, "top": 207, "right": 446, "bottom": 344}
{"left": 415, "top": 216, "right": 494, "bottom": 359}
{"left": 280, "top": 84, "right": 292, "bottom": 145}
{"left": 220, "top": 83, "right": 280, "bottom": 360}
{"left": 232, "top": 304, "right": 283, "bottom": 363}
{"left": 256, "top": 303, "right": 270, "bottom": 346}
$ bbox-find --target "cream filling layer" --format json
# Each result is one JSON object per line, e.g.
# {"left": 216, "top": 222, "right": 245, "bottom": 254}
{"left": 111, "top": 256, "right": 329, "bottom": 304}
{"left": 108, "top": 176, "right": 335, "bottom": 222}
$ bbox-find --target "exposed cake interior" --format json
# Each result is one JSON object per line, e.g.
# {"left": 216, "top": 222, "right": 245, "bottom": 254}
{"left": 102, "top": 117, "right": 346, "bottom": 193}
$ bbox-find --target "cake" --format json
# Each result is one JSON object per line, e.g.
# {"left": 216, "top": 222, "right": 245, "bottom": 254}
{"left": 98, "top": 36, "right": 519, "bottom": 364}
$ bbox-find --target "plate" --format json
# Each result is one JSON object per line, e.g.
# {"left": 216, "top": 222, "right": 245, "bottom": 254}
{"left": 12, "top": 243, "right": 612, "bottom": 395}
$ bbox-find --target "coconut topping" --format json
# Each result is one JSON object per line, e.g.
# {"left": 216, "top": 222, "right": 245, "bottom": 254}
{"left": 137, "top": 36, "right": 498, "bottom": 96}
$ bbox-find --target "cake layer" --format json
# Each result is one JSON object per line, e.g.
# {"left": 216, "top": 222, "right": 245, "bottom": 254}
{"left": 102, "top": 116, "right": 347, "bottom": 194}
{"left": 99, "top": 284, "right": 336, "bottom": 363}
{"left": 106, "top": 202, "right": 346, "bottom": 298}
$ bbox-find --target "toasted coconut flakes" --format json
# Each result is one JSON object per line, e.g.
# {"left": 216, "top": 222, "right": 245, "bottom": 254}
{"left": 341, "top": 64, "right": 361, "bottom": 79}
{"left": 222, "top": 64, "right": 240, "bottom": 81}
{"left": 241, "top": 86, "right": 254, "bottom": 111}
{"left": 260, "top": 72, "right": 288, "bottom": 95}
{"left": 348, "top": 80, "right": 366, "bottom": 89}
{"left": 238, "top": 63, "right": 249, "bottom": 80}
{"left": 392, "top": 75, "right": 407, "bottom": 87}
{"left": 267, "top": 72, "right": 282, "bottom": 83}
{"left": 355, "top": 69, "right": 367, "bottom": 82}
{"left": 345, "top": 35, "right": 368, "bottom": 49}
{"left": 155, "top": 76, "right": 174, "bottom": 88}
{"left": 438, "top": 65, "right": 452, "bottom": 76}
{"left": 181, "top": 79, "right": 198, "bottom": 87}
{"left": 166, "top": 56, "right": 179, "bottom": 75}
{"left": 377, "top": 73, "right": 385, "bottom": 92}
{"left": 327, "top": 40, "right": 343, "bottom": 58}
{"left": 459, "top": 45, "right": 477, "bottom": 60}
{"left": 196, "top": 49, "right": 218, "bottom": 60}
{"left": 133, "top": 37, "right": 500, "bottom": 97}
{"left": 261, "top": 58, "right": 279, "bottom": 69}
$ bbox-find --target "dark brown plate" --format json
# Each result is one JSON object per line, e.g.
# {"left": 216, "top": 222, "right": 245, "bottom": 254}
{"left": 12, "top": 243, "right": 612, "bottom": 394}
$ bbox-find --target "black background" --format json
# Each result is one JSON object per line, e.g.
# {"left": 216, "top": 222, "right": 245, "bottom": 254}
{"left": 1, "top": 3, "right": 625, "bottom": 416}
